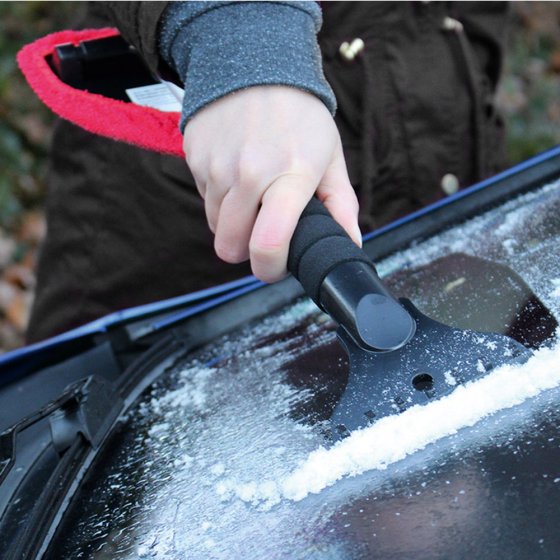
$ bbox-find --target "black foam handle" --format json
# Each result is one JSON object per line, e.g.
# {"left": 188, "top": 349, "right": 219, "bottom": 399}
{"left": 287, "top": 198, "right": 373, "bottom": 306}
{"left": 288, "top": 198, "right": 416, "bottom": 352}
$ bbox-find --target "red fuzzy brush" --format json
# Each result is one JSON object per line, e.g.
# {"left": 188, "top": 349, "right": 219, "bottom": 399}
{"left": 17, "top": 28, "right": 184, "bottom": 158}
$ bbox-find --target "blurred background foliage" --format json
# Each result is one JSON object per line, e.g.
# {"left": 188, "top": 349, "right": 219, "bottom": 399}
{"left": 0, "top": 2, "right": 78, "bottom": 349}
{"left": 0, "top": 1, "right": 560, "bottom": 351}
{"left": 498, "top": 2, "right": 560, "bottom": 162}
{"left": 0, "top": 2, "right": 77, "bottom": 228}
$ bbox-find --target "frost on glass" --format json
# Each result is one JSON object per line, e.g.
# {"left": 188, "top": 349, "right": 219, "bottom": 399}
{"left": 52, "top": 182, "right": 560, "bottom": 560}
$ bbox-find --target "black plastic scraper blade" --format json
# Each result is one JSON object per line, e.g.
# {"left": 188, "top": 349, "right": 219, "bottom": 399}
{"left": 330, "top": 299, "right": 533, "bottom": 442}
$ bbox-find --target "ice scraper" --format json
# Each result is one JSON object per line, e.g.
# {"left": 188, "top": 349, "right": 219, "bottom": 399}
{"left": 18, "top": 30, "right": 534, "bottom": 440}
{"left": 288, "top": 199, "right": 533, "bottom": 441}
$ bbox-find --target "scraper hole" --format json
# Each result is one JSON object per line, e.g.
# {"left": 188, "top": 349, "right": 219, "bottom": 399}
{"left": 412, "top": 373, "right": 434, "bottom": 391}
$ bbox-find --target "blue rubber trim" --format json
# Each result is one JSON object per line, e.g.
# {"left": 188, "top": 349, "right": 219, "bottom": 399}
{"left": 362, "top": 143, "right": 560, "bottom": 243}
{"left": 148, "top": 280, "right": 266, "bottom": 332}
{"left": 0, "top": 275, "right": 260, "bottom": 368}
{"left": 2, "top": 143, "right": 559, "bottom": 371}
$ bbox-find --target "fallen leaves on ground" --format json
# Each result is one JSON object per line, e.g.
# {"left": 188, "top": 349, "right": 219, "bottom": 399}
{"left": 0, "top": 210, "right": 45, "bottom": 352}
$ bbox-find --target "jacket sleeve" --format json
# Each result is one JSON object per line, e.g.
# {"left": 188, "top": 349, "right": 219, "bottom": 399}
{"left": 159, "top": 1, "right": 336, "bottom": 129}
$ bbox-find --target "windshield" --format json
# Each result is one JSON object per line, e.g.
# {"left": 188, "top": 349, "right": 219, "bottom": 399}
{"left": 49, "top": 181, "right": 560, "bottom": 560}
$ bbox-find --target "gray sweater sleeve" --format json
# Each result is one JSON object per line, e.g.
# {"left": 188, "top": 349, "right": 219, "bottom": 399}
{"left": 158, "top": 1, "right": 336, "bottom": 131}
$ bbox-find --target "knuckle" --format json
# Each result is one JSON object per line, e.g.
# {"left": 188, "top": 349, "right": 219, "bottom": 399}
{"left": 235, "top": 151, "right": 316, "bottom": 191}
{"left": 284, "top": 156, "right": 314, "bottom": 180}
{"left": 207, "top": 160, "right": 226, "bottom": 185}
{"left": 183, "top": 137, "right": 202, "bottom": 168}
{"left": 236, "top": 150, "right": 265, "bottom": 187}
{"left": 185, "top": 151, "right": 203, "bottom": 178}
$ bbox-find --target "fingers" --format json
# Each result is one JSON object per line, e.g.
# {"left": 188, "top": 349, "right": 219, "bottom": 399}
{"left": 203, "top": 182, "right": 222, "bottom": 234}
{"left": 210, "top": 146, "right": 361, "bottom": 282}
{"left": 249, "top": 173, "right": 317, "bottom": 283}
{"left": 317, "top": 145, "right": 362, "bottom": 247}
{"left": 182, "top": 86, "right": 362, "bottom": 285}
{"left": 213, "top": 188, "right": 258, "bottom": 263}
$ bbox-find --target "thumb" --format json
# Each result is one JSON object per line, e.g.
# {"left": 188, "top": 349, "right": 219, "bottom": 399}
{"left": 316, "top": 145, "right": 362, "bottom": 247}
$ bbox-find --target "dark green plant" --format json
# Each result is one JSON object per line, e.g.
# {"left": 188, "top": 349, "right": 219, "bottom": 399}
{"left": 0, "top": 2, "right": 76, "bottom": 229}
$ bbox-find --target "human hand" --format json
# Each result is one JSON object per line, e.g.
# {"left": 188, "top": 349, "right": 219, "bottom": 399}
{"left": 183, "top": 85, "right": 361, "bottom": 283}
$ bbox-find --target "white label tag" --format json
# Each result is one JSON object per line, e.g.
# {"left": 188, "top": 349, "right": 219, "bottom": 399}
{"left": 160, "top": 79, "right": 186, "bottom": 104}
{"left": 125, "top": 83, "right": 182, "bottom": 112}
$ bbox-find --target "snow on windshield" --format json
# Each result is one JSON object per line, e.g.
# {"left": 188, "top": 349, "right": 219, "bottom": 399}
{"left": 55, "top": 181, "right": 560, "bottom": 560}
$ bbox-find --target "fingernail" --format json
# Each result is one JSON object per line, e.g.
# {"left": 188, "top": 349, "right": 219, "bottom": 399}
{"left": 352, "top": 223, "right": 363, "bottom": 247}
